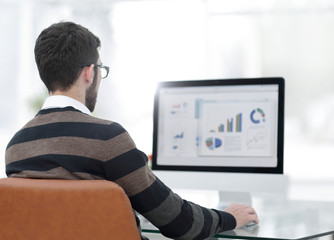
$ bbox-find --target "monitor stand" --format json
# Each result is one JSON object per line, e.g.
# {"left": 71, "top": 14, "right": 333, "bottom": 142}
{"left": 217, "top": 191, "right": 252, "bottom": 210}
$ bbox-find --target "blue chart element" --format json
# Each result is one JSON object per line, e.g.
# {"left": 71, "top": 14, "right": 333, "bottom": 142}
{"left": 174, "top": 132, "right": 184, "bottom": 139}
{"left": 250, "top": 110, "right": 260, "bottom": 124}
{"left": 250, "top": 108, "right": 266, "bottom": 124}
{"left": 215, "top": 138, "right": 222, "bottom": 148}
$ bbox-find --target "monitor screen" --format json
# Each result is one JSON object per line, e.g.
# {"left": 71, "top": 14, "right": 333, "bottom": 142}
{"left": 152, "top": 78, "right": 284, "bottom": 174}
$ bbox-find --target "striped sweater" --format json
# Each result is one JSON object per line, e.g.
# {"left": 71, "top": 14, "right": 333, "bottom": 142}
{"left": 5, "top": 107, "right": 236, "bottom": 239}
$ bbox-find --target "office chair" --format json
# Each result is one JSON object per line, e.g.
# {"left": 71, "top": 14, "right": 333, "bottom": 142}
{"left": 0, "top": 178, "right": 141, "bottom": 240}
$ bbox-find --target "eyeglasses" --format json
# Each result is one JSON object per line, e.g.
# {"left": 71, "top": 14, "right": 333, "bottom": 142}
{"left": 95, "top": 64, "right": 110, "bottom": 79}
{"left": 79, "top": 63, "right": 110, "bottom": 79}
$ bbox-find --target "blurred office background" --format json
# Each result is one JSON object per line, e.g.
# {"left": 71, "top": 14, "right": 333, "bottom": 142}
{"left": 1, "top": 0, "right": 334, "bottom": 189}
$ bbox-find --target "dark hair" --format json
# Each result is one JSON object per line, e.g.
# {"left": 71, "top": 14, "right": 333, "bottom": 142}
{"left": 34, "top": 21, "right": 101, "bottom": 92}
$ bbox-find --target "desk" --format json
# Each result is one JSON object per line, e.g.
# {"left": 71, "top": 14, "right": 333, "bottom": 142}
{"left": 141, "top": 198, "right": 334, "bottom": 239}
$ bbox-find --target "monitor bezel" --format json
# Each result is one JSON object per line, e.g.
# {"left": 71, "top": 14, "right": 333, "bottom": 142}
{"left": 152, "top": 77, "right": 284, "bottom": 174}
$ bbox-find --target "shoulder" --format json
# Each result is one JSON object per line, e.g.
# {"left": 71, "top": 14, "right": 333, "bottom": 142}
{"left": 29, "top": 107, "right": 124, "bottom": 130}
{"left": 8, "top": 107, "right": 132, "bottom": 145}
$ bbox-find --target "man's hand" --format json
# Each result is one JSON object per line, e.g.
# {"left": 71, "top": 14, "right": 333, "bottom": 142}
{"left": 224, "top": 203, "right": 259, "bottom": 229}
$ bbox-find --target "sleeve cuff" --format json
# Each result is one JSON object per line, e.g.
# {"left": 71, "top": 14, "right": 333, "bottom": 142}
{"left": 213, "top": 209, "right": 237, "bottom": 231}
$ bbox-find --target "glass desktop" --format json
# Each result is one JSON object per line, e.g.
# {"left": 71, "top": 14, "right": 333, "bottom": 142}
{"left": 141, "top": 197, "right": 334, "bottom": 239}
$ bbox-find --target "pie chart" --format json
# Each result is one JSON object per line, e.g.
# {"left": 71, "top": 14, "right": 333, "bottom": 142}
{"left": 250, "top": 108, "right": 266, "bottom": 124}
{"left": 206, "top": 137, "right": 222, "bottom": 150}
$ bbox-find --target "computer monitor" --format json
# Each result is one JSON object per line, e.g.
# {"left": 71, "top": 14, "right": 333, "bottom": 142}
{"left": 152, "top": 77, "right": 287, "bottom": 207}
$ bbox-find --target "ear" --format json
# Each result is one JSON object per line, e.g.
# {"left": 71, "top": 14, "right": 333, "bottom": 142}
{"left": 84, "top": 64, "right": 95, "bottom": 86}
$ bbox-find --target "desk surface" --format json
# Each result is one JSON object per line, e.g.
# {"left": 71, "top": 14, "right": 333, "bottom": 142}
{"left": 141, "top": 199, "right": 334, "bottom": 239}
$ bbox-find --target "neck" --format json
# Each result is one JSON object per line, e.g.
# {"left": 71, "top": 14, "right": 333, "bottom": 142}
{"left": 50, "top": 88, "right": 85, "bottom": 106}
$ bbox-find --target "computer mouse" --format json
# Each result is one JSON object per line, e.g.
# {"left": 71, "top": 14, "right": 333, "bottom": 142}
{"left": 244, "top": 221, "right": 257, "bottom": 227}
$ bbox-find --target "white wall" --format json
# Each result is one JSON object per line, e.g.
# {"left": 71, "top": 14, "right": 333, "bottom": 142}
{"left": 1, "top": 0, "right": 334, "bottom": 182}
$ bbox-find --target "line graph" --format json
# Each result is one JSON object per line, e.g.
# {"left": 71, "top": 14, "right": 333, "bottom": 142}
{"left": 246, "top": 128, "right": 267, "bottom": 150}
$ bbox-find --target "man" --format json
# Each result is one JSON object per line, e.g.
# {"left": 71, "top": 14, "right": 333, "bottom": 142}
{"left": 5, "top": 21, "right": 258, "bottom": 239}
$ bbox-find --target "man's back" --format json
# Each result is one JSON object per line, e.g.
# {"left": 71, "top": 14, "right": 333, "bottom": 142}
{"left": 6, "top": 106, "right": 140, "bottom": 181}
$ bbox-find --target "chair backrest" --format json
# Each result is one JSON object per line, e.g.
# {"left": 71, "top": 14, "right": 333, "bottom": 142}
{"left": 0, "top": 178, "right": 141, "bottom": 240}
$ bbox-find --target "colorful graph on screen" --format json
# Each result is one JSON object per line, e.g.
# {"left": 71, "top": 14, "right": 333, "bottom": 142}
{"left": 206, "top": 137, "right": 222, "bottom": 150}
{"left": 217, "top": 113, "right": 242, "bottom": 133}
{"left": 250, "top": 108, "right": 266, "bottom": 124}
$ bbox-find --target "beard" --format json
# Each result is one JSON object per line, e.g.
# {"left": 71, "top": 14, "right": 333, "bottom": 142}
{"left": 85, "top": 70, "right": 98, "bottom": 112}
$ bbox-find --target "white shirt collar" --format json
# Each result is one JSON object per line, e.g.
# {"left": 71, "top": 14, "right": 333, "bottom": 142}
{"left": 42, "top": 95, "right": 92, "bottom": 115}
